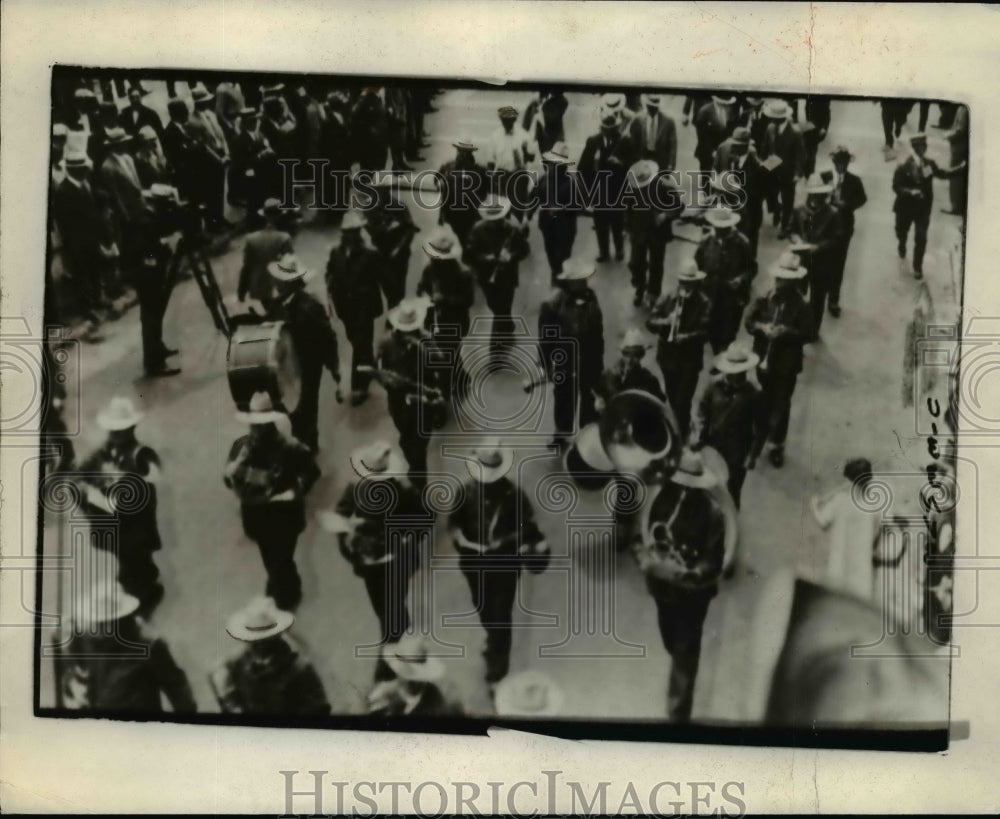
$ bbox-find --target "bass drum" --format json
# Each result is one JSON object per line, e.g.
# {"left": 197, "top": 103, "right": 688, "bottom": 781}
{"left": 226, "top": 318, "right": 301, "bottom": 413}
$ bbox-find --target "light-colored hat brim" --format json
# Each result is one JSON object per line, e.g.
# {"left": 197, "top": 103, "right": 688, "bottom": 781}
{"left": 422, "top": 242, "right": 462, "bottom": 261}
{"left": 77, "top": 590, "right": 142, "bottom": 625}
{"left": 541, "top": 152, "right": 574, "bottom": 165}
{"left": 96, "top": 409, "right": 144, "bottom": 431}
{"left": 387, "top": 305, "right": 429, "bottom": 332}
{"left": 466, "top": 448, "right": 515, "bottom": 483}
{"left": 478, "top": 201, "right": 512, "bottom": 221}
{"left": 384, "top": 649, "right": 445, "bottom": 682}
{"left": 714, "top": 351, "right": 760, "bottom": 374}
{"left": 350, "top": 449, "right": 408, "bottom": 480}
{"left": 556, "top": 263, "right": 595, "bottom": 282}
{"left": 452, "top": 142, "right": 478, "bottom": 151}
{"left": 705, "top": 212, "right": 741, "bottom": 228}
{"left": 771, "top": 264, "right": 808, "bottom": 280}
{"left": 678, "top": 271, "right": 708, "bottom": 283}
{"left": 234, "top": 409, "right": 286, "bottom": 424}
{"left": 226, "top": 608, "right": 294, "bottom": 642}
{"left": 494, "top": 670, "right": 564, "bottom": 717}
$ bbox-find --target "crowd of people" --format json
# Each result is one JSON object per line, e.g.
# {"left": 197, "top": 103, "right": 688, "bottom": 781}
{"left": 45, "top": 77, "right": 961, "bottom": 724}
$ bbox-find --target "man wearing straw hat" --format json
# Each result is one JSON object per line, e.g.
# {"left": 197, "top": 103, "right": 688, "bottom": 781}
{"left": 58, "top": 581, "right": 196, "bottom": 713}
{"left": 436, "top": 137, "right": 488, "bottom": 246}
{"left": 633, "top": 447, "right": 736, "bottom": 721}
{"left": 646, "top": 263, "right": 712, "bottom": 436}
{"left": 690, "top": 342, "right": 767, "bottom": 510}
{"left": 599, "top": 92, "right": 635, "bottom": 137}
{"left": 465, "top": 194, "right": 531, "bottom": 357}
{"left": 319, "top": 441, "right": 424, "bottom": 676}
{"left": 367, "top": 634, "right": 464, "bottom": 716}
{"left": 693, "top": 93, "right": 739, "bottom": 173}
{"left": 374, "top": 297, "right": 447, "bottom": 483}
{"left": 210, "top": 596, "right": 330, "bottom": 715}
{"left": 594, "top": 328, "right": 665, "bottom": 413}
{"left": 787, "top": 174, "right": 844, "bottom": 339}
{"left": 364, "top": 174, "right": 419, "bottom": 311}
{"left": 696, "top": 207, "right": 755, "bottom": 354}
{"left": 578, "top": 111, "right": 628, "bottom": 263}
{"left": 624, "top": 158, "right": 685, "bottom": 307}
{"left": 820, "top": 146, "right": 867, "bottom": 318}
{"left": 325, "top": 208, "right": 384, "bottom": 406}
{"left": 712, "top": 125, "right": 766, "bottom": 266}
{"left": 268, "top": 253, "right": 342, "bottom": 452}
{"left": 528, "top": 141, "right": 582, "bottom": 285}
{"left": 447, "top": 438, "right": 548, "bottom": 687}
{"left": 744, "top": 252, "right": 813, "bottom": 468}
{"left": 538, "top": 257, "right": 605, "bottom": 449}
{"left": 760, "top": 98, "right": 806, "bottom": 237}
{"left": 224, "top": 391, "right": 321, "bottom": 610}
{"left": 484, "top": 105, "right": 535, "bottom": 223}
{"left": 230, "top": 107, "right": 277, "bottom": 217}
{"left": 132, "top": 125, "right": 171, "bottom": 188}
{"left": 77, "top": 397, "right": 168, "bottom": 613}
{"left": 236, "top": 197, "right": 293, "bottom": 308}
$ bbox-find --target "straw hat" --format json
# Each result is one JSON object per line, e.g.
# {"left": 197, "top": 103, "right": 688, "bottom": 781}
{"left": 466, "top": 437, "right": 514, "bottom": 483}
{"left": 52, "top": 123, "right": 69, "bottom": 139}
{"left": 494, "top": 669, "right": 564, "bottom": 717}
{"left": 340, "top": 208, "right": 368, "bottom": 232}
{"left": 137, "top": 125, "right": 159, "bottom": 142}
{"left": 234, "top": 390, "right": 286, "bottom": 424}
{"left": 712, "top": 94, "right": 737, "bottom": 105}
{"left": 804, "top": 174, "right": 833, "bottom": 196}
{"left": 677, "top": 260, "right": 708, "bottom": 283}
{"left": 104, "top": 127, "right": 131, "bottom": 146}
{"left": 620, "top": 327, "right": 653, "bottom": 352}
{"left": 382, "top": 634, "right": 445, "bottom": 682}
{"left": 705, "top": 208, "right": 741, "bottom": 229}
{"left": 64, "top": 149, "right": 92, "bottom": 169}
{"left": 349, "top": 440, "right": 407, "bottom": 480}
{"left": 555, "top": 257, "right": 595, "bottom": 282}
{"left": 261, "top": 83, "right": 285, "bottom": 97}
{"left": 97, "top": 396, "right": 144, "bottom": 431}
{"left": 763, "top": 99, "right": 792, "bottom": 119}
{"left": 190, "top": 83, "right": 215, "bottom": 104}
{"left": 148, "top": 183, "right": 179, "bottom": 202}
{"left": 451, "top": 137, "right": 478, "bottom": 152}
{"left": 226, "top": 596, "right": 294, "bottom": 641}
{"left": 671, "top": 447, "right": 721, "bottom": 489}
{"left": 627, "top": 159, "right": 659, "bottom": 190}
{"left": 641, "top": 93, "right": 662, "bottom": 107}
{"left": 541, "top": 142, "right": 574, "bottom": 165}
{"left": 267, "top": 253, "right": 311, "bottom": 283}
{"left": 73, "top": 87, "right": 97, "bottom": 100}
{"left": 258, "top": 197, "right": 283, "bottom": 219}
{"left": 714, "top": 342, "right": 760, "bottom": 374}
{"left": 387, "top": 297, "right": 431, "bottom": 332}
{"left": 729, "top": 126, "right": 751, "bottom": 145}
{"left": 770, "top": 251, "right": 808, "bottom": 280}
{"left": 75, "top": 582, "right": 141, "bottom": 627}
{"left": 240, "top": 106, "right": 260, "bottom": 118}
{"left": 477, "top": 194, "right": 512, "bottom": 222}
{"left": 422, "top": 228, "right": 462, "bottom": 260}
{"left": 600, "top": 93, "right": 626, "bottom": 111}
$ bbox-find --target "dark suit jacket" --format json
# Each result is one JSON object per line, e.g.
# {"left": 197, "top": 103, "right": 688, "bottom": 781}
{"left": 325, "top": 243, "right": 385, "bottom": 326}
{"left": 617, "top": 110, "right": 677, "bottom": 170}
{"left": 694, "top": 101, "right": 738, "bottom": 164}
{"left": 53, "top": 177, "right": 103, "bottom": 269}
{"left": 822, "top": 170, "right": 867, "bottom": 234}
{"left": 737, "top": 108, "right": 769, "bottom": 154}
{"left": 161, "top": 120, "right": 197, "bottom": 196}
{"left": 763, "top": 121, "right": 806, "bottom": 179}
{"left": 713, "top": 144, "right": 767, "bottom": 220}
{"left": 99, "top": 155, "right": 148, "bottom": 225}
{"left": 120, "top": 104, "right": 165, "bottom": 140}
{"left": 577, "top": 131, "right": 626, "bottom": 210}
{"left": 237, "top": 228, "right": 293, "bottom": 302}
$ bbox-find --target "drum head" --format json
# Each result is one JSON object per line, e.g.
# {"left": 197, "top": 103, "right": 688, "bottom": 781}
{"left": 274, "top": 325, "right": 301, "bottom": 413}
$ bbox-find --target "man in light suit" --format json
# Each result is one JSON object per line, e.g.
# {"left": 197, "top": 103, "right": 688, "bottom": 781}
{"left": 616, "top": 93, "right": 677, "bottom": 172}
{"left": 190, "top": 83, "right": 231, "bottom": 231}
{"left": 99, "top": 126, "right": 151, "bottom": 286}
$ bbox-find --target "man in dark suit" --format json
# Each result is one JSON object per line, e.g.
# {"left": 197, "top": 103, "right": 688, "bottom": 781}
{"left": 693, "top": 94, "right": 738, "bottom": 172}
{"left": 891, "top": 133, "right": 966, "bottom": 279}
{"left": 713, "top": 126, "right": 766, "bottom": 267}
{"left": 350, "top": 87, "right": 389, "bottom": 172}
{"left": 120, "top": 87, "right": 165, "bottom": 141}
{"left": 761, "top": 99, "right": 806, "bottom": 237}
{"left": 236, "top": 198, "right": 294, "bottom": 308}
{"left": 737, "top": 95, "right": 768, "bottom": 154}
{"left": 802, "top": 96, "right": 832, "bottom": 177}
{"left": 53, "top": 150, "right": 106, "bottom": 326}
{"left": 616, "top": 93, "right": 677, "bottom": 171}
{"left": 820, "top": 146, "right": 867, "bottom": 317}
{"left": 161, "top": 97, "right": 197, "bottom": 201}
{"left": 788, "top": 176, "right": 843, "bottom": 340}
{"left": 578, "top": 112, "right": 627, "bottom": 262}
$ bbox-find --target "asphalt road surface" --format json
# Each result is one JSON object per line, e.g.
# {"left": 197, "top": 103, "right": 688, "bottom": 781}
{"left": 40, "top": 84, "right": 962, "bottom": 720}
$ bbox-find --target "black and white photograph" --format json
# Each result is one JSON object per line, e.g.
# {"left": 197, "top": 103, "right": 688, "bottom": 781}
{"left": 35, "top": 66, "right": 964, "bottom": 737}
{"left": 4, "top": 2, "right": 1000, "bottom": 815}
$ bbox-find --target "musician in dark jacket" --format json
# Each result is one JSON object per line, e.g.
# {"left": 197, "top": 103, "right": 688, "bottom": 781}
{"left": 436, "top": 138, "right": 488, "bottom": 246}
{"left": 224, "top": 392, "right": 321, "bottom": 610}
{"left": 787, "top": 176, "right": 843, "bottom": 339}
{"left": 538, "top": 258, "right": 605, "bottom": 448}
{"left": 761, "top": 99, "right": 806, "bottom": 236}
{"left": 689, "top": 343, "right": 768, "bottom": 509}
{"left": 891, "top": 132, "right": 966, "bottom": 279}
{"left": 77, "top": 397, "right": 166, "bottom": 613}
{"left": 375, "top": 297, "right": 447, "bottom": 484}
{"left": 368, "top": 635, "right": 465, "bottom": 716}
{"left": 594, "top": 328, "right": 665, "bottom": 411}
{"left": 365, "top": 178, "right": 418, "bottom": 310}
{"left": 646, "top": 265, "right": 712, "bottom": 435}
{"left": 528, "top": 143, "right": 581, "bottom": 284}
{"left": 744, "top": 254, "right": 813, "bottom": 468}
{"left": 578, "top": 113, "right": 627, "bottom": 262}
{"left": 448, "top": 440, "right": 548, "bottom": 685}
{"left": 211, "top": 596, "right": 330, "bottom": 715}
{"left": 325, "top": 209, "right": 384, "bottom": 405}
{"left": 693, "top": 94, "right": 739, "bottom": 172}
{"left": 416, "top": 229, "right": 475, "bottom": 400}
{"left": 350, "top": 87, "right": 389, "bottom": 172}
{"left": 321, "top": 442, "right": 424, "bottom": 677}
{"left": 464, "top": 194, "right": 530, "bottom": 357}
{"left": 625, "top": 159, "right": 685, "bottom": 306}
{"left": 58, "top": 583, "right": 195, "bottom": 713}
{"left": 696, "top": 208, "right": 755, "bottom": 354}
{"left": 268, "top": 254, "right": 342, "bottom": 452}
{"left": 820, "top": 146, "right": 867, "bottom": 317}
{"left": 713, "top": 126, "right": 767, "bottom": 266}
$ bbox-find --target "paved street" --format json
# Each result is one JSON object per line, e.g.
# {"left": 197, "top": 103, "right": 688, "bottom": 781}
{"left": 40, "top": 84, "right": 962, "bottom": 720}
